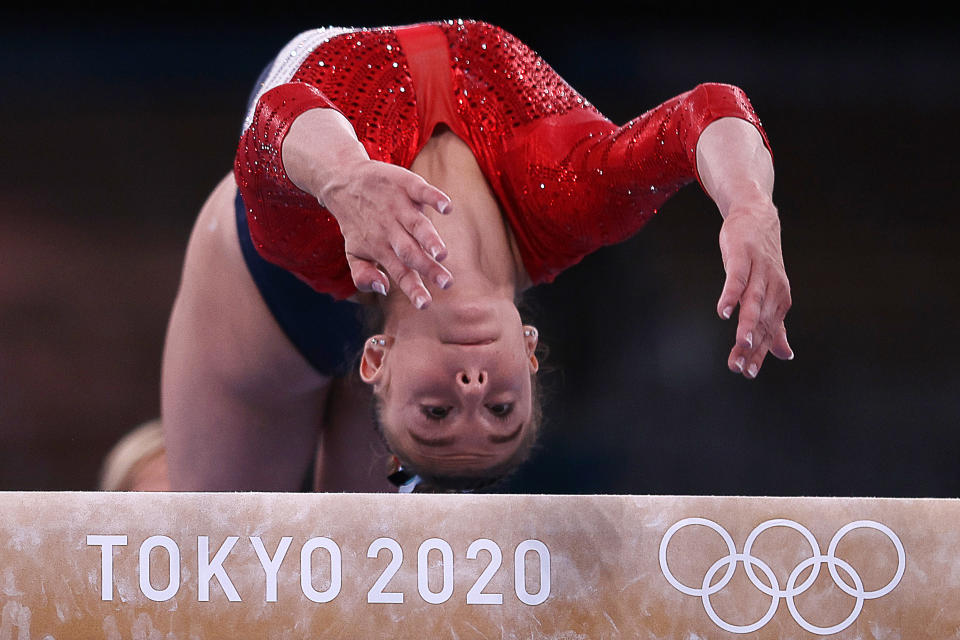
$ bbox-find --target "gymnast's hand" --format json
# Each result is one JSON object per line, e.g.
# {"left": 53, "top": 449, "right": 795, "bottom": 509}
{"left": 320, "top": 159, "right": 454, "bottom": 309}
{"left": 283, "top": 108, "right": 454, "bottom": 309}
{"left": 695, "top": 117, "right": 793, "bottom": 379}
{"left": 716, "top": 201, "right": 793, "bottom": 379}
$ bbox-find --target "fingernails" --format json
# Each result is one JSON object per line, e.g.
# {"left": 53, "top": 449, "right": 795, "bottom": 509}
{"left": 415, "top": 295, "right": 429, "bottom": 309}
{"left": 745, "top": 332, "right": 753, "bottom": 349}
{"left": 747, "top": 363, "right": 758, "bottom": 378}
{"left": 735, "top": 357, "right": 745, "bottom": 373}
{"left": 372, "top": 281, "right": 387, "bottom": 296}
{"left": 722, "top": 306, "right": 733, "bottom": 319}
{"left": 436, "top": 273, "right": 451, "bottom": 289}
{"left": 431, "top": 245, "right": 447, "bottom": 261}
{"left": 437, "top": 200, "right": 450, "bottom": 214}
{"left": 787, "top": 348, "right": 795, "bottom": 361}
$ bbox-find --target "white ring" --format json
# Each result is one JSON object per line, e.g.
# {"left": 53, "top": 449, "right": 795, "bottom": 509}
{"left": 659, "top": 517, "right": 906, "bottom": 635}
{"left": 742, "top": 518, "right": 822, "bottom": 597}
{"left": 659, "top": 517, "right": 737, "bottom": 597}
{"left": 701, "top": 553, "right": 780, "bottom": 633}
{"left": 785, "top": 554, "right": 864, "bottom": 635}
{"left": 827, "top": 520, "right": 905, "bottom": 599}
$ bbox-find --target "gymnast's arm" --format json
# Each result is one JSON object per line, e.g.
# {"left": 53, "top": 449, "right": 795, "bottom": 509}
{"left": 240, "top": 91, "right": 454, "bottom": 308}
{"left": 161, "top": 173, "right": 331, "bottom": 491}
{"left": 696, "top": 117, "right": 793, "bottom": 378}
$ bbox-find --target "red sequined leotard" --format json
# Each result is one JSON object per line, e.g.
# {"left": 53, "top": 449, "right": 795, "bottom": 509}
{"left": 235, "top": 20, "right": 772, "bottom": 300}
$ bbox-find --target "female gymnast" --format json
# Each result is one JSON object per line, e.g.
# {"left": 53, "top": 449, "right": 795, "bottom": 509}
{"left": 162, "top": 20, "right": 792, "bottom": 492}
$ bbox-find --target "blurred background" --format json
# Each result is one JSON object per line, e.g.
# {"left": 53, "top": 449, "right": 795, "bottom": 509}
{"left": 1, "top": 3, "right": 957, "bottom": 496}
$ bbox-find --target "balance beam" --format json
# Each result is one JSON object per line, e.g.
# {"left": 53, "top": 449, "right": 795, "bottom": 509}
{"left": 0, "top": 492, "right": 955, "bottom": 638}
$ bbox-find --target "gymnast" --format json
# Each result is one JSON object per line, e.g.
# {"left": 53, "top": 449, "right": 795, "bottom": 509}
{"left": 162, "top": 20, "right": 792, "bottom": 493}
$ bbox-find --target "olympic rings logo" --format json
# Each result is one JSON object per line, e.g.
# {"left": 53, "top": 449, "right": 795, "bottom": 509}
{"left": 658, "top": 518, "right": 905, "bottom": 635}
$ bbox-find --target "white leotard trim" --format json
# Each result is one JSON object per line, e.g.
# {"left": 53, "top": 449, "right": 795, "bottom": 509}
{"left": 241, "top": 27, "right": 359, "bottom": 132}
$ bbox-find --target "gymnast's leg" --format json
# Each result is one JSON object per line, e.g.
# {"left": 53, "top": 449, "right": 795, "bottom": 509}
{"left": 161, "top": 173, "right": 330, "bottom": 491}
{"left": 314, "top": 375, "right": 394, "bottom": 492}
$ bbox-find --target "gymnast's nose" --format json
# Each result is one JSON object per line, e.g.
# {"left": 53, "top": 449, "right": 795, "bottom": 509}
{"left": 456, "top": 368, "right": 487, "bottom": 395}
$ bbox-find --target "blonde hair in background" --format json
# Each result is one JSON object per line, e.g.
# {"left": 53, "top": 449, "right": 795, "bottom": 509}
{"left": 99, "top": 419, "right": 165, "bottom": 491}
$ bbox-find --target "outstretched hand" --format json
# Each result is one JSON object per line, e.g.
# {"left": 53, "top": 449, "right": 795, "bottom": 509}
{"left": 716, "top": 202, "right": 793, "bottom": 378}
{"left": 321, "top": 159, "right": 454, "bottom": 309}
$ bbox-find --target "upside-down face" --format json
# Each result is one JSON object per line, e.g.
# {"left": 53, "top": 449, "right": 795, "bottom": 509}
{"left": 360, "top": 296, "right": 539, "bottom": 476}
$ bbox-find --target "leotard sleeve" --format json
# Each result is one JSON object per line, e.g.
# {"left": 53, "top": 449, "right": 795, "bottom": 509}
{"left": 233, "top": 27, "right": 381, "bottom": 301}
{"left": 235, "top": 80, "right": 359, "bottom": 300}
{"left": 495, "top": 79, "right": 773, "bottom": 284}
{"left": 437, "top": 21, "right": 772, "bottom": 286}
{"left": 529, "top": 81, "right": 772, "bottom": 248}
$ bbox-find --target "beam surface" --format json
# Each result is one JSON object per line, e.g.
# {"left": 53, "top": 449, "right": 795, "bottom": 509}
{"left": 0, "top": 492, "right": 954, "bottom": 638}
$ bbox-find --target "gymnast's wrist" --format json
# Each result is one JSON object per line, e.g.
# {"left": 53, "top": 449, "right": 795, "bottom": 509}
{"left": 283, "top": 109, "right": 370, "bottom": 201}
{"left": 718, "top": 185, "right": 776, "bottom": 221}
{"left": 312, "top": 157, "right": 373, "bottom": 208}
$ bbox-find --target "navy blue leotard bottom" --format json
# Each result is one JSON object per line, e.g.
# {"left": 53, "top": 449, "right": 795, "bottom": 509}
{"left": 234, "top": 191, "right": 365, "bottom": 377}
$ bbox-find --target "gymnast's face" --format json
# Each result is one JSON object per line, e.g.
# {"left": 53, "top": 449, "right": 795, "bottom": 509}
{"left": 359, "top": 298, "right": 539, "bottom": 474}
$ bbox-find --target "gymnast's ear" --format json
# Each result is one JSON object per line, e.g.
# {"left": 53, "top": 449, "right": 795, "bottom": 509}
{"left": 523, "top": 325, "right": 539, "bottom": 374}
{"left": 360, "top": 335, "right": 388, "bottom": 384}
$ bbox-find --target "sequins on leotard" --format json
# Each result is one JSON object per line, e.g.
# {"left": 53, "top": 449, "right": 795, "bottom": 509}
{"left": 235, "top": 20, "right": 771, "bottom": 299}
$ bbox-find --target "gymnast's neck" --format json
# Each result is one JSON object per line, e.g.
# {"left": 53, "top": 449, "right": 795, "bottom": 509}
{"left": 387, "top": 128, "right": 531, "bottom": 314}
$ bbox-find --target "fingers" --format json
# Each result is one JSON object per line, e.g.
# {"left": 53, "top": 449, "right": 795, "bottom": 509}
{"left": 716, "top": 206, "right": 793, "bottom": 379}
{"left": 726, "top": 327, "right": 772, "bottom": 379}
{"left": 378, "top": 250, "right": 433, "bottom": 309}
{"left": 332, "top": 163, "right": 456, "bottom": 309}
{"left": 717, "top": 255, "right": 750, "bottom": 320}
{"left": 401, "top": 209, "right": 448, "bottom": 263}
{"left": 347, "top": 255, "right": 389, "bottom": 296}
{"left": 348, "top": 231, "right": 451, "bottom": 309}
{"left": 403, "top": 173, "right": 453, "bottom": 216}
{"left": 727, "top": 344, "right": 752, "bottom": 377}
{"left": 390, "top": 171, "right": 455, "bottom": 299}
{"left": 722, "top": 270, "right": 793, "bottom": 380}
{"left": 389, "top": 229, "right": 453, "bottom": 291}
{"left": 769, "top": 322, "right": 794, "bottom": 361}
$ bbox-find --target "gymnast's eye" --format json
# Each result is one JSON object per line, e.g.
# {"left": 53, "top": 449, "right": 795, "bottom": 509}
{"left": 422, "top": 405, "right": 451, "bottom": 420}
{"left": 487, "top": 403, "right": 513, "bottom": 419}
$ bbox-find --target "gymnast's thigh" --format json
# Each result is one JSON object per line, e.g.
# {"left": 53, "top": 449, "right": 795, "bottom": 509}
{"left": 161, "top": 173, "right": 330, "bottom": 491}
